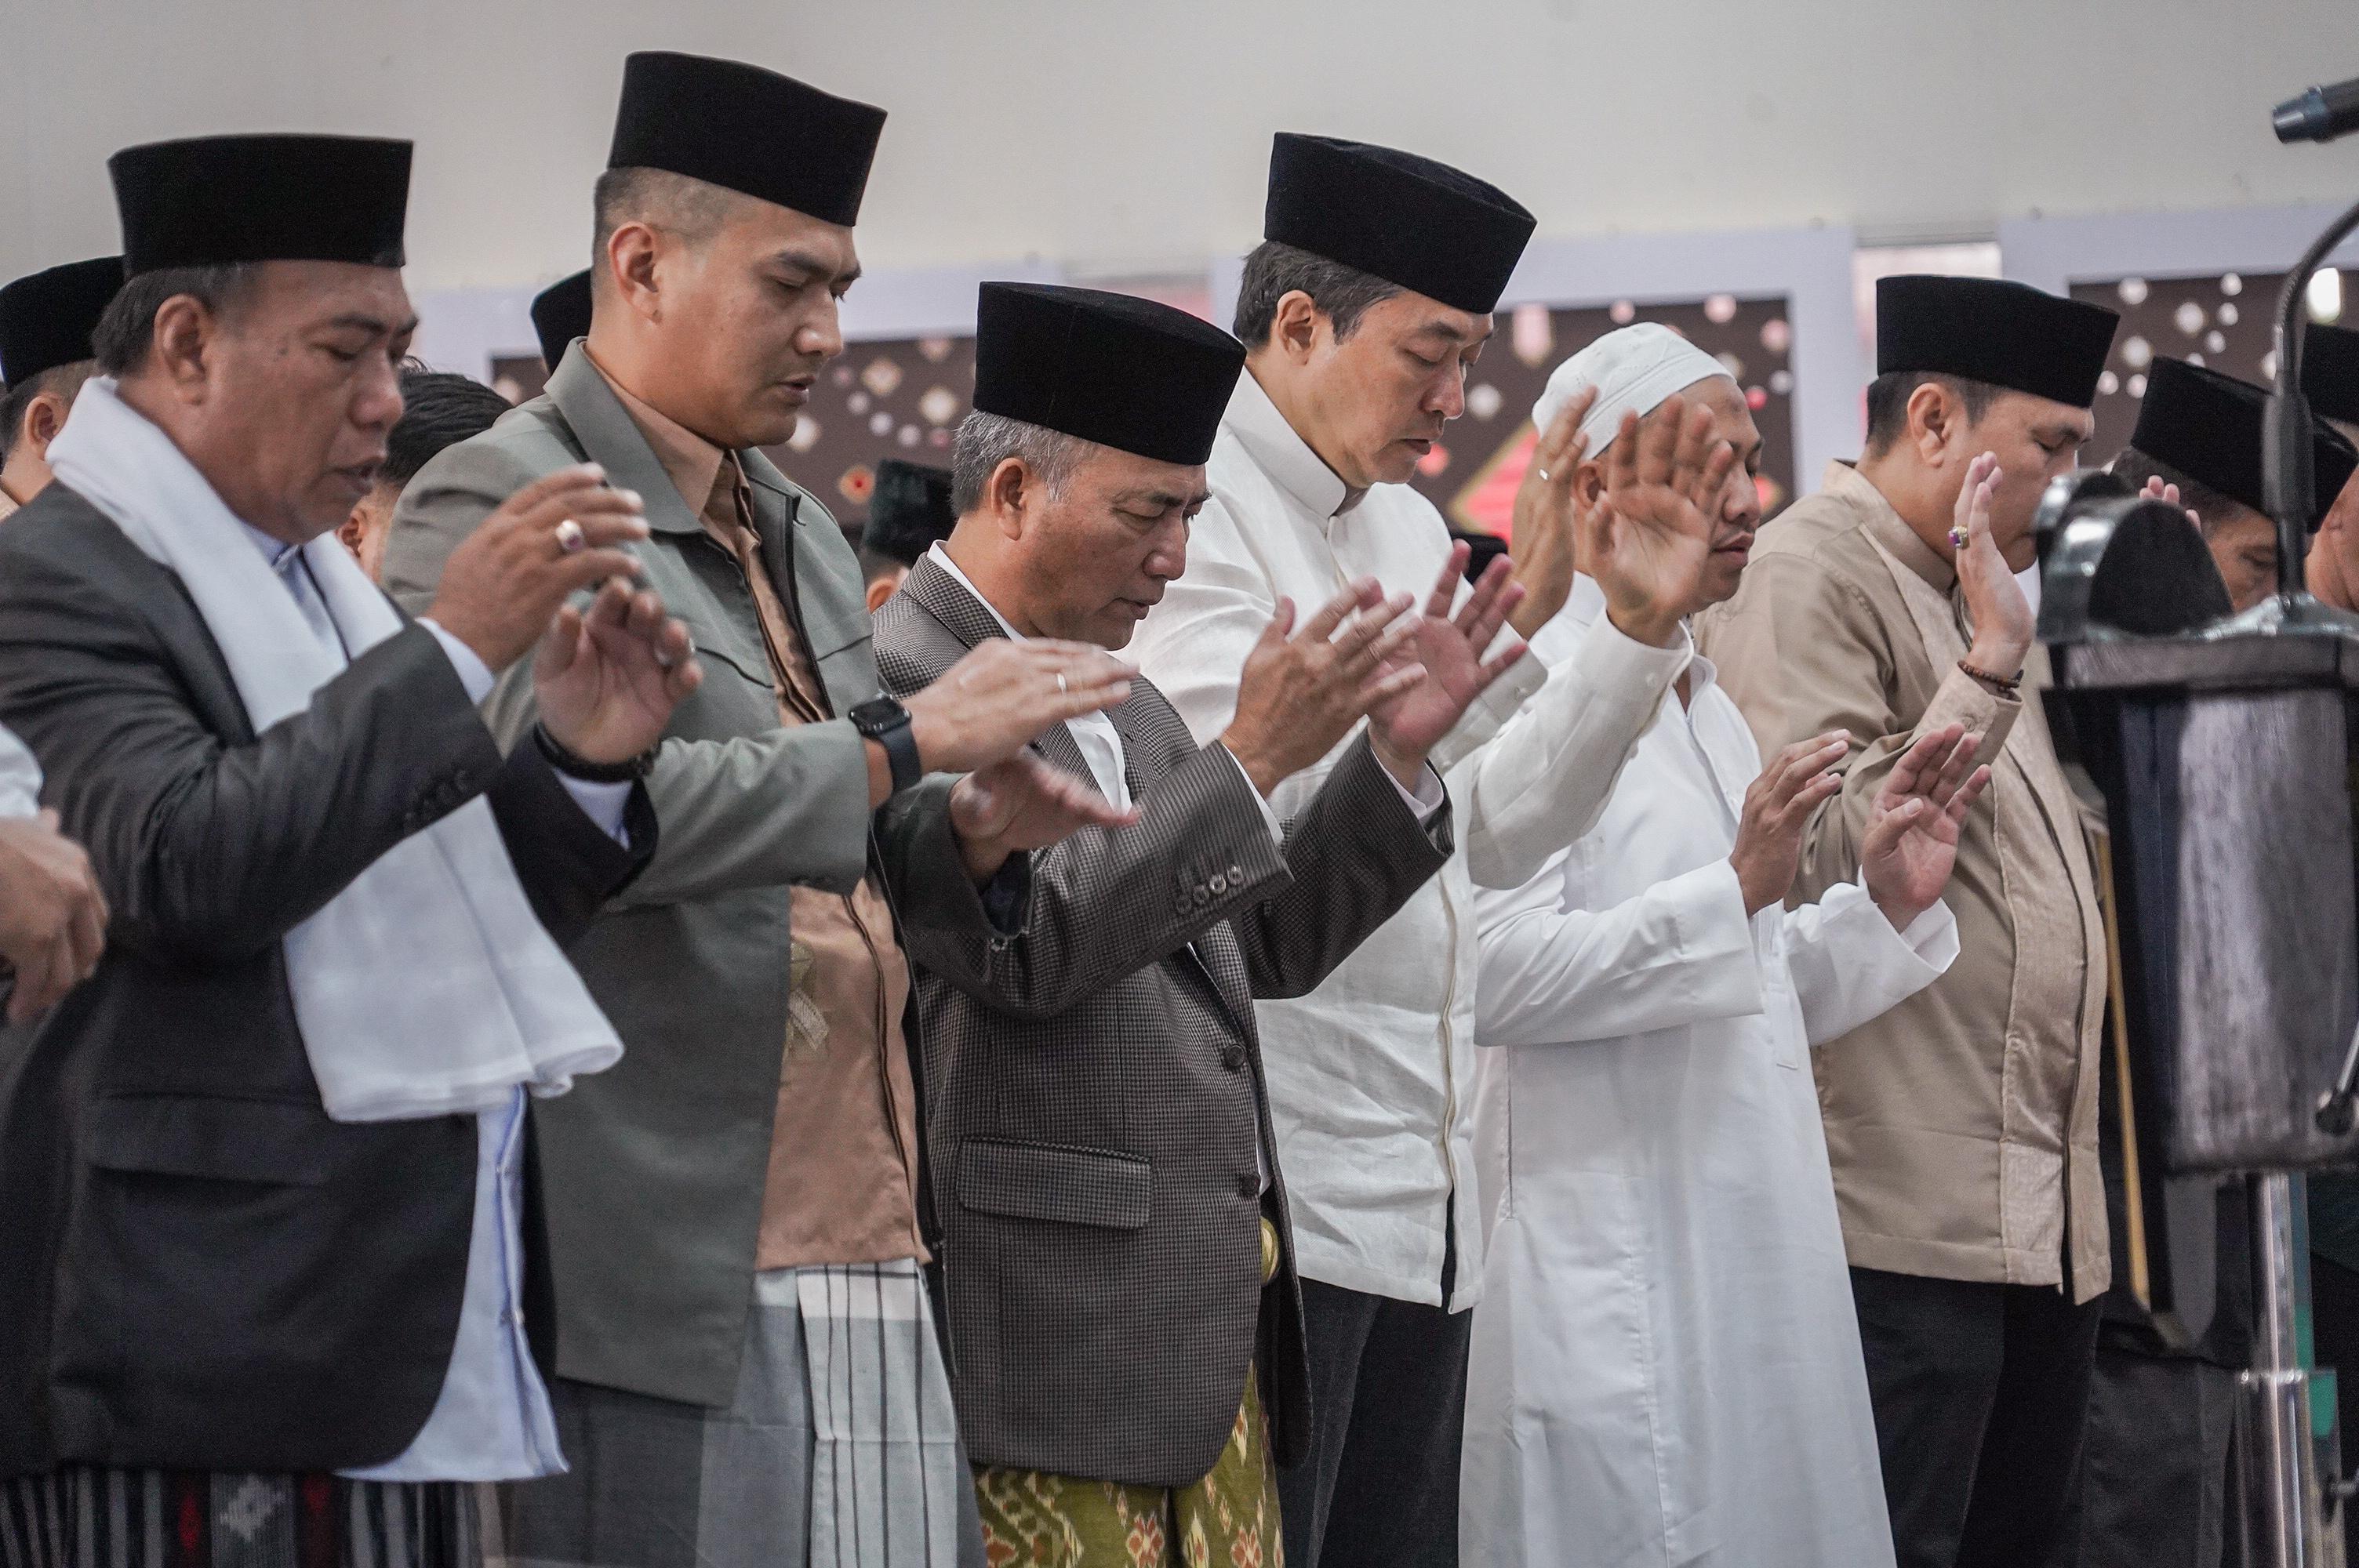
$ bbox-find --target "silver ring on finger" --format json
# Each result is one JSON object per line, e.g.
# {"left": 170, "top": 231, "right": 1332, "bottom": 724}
{"left": 1056, "top": 670, "right": 1068, "bottom": 695}
{"left": 554, "top": 517, "right": 587, "bottom": 555}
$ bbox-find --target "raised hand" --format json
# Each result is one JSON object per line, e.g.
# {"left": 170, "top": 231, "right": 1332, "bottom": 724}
{"left": 1861, "top": 723, "right": 1993, "bottom": 931}
{"left": 948, "top": 751, "right": 1140, "bottom": 880}
{"left": 1587, "top": 395, "right": 1736, "bottom": 646}
{"left": 534, "top": 579, "right": 703, "bottom": 764}
{"left": 1728, "top": 731, "right": 1848, "bottom": 914}
{"left": 2137, "top": 473, "right": 2201, "bottom": 533}
{"left": 1954, "top": 452, "right": 2033, "bottom": 681}
{"left": 908, "top": 640, "right": 1136, "bottom": 775}
{"left": 1219, "top": 579, "right": 1424, "bottom": 798}
{"left": 0, "top": 809, "right": 107, "bottom": 1023}
{"left": 430, "top": 465, "right": 652, "bottom": 672}
{"left": 1365, "top": 546, "right": 1528, "bottom": 786}
{"left": 1504, "top": 384, "right": 1598, "bottom": 638}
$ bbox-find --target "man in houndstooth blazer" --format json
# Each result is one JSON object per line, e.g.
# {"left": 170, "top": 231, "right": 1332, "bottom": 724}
{"left": 876, "top": 548, "right": 1460, "bottom": 1493}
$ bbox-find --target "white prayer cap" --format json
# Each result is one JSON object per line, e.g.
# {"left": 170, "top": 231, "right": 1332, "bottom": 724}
{"left": 1532, "top": 322, "right": 1733, "bottom": 460}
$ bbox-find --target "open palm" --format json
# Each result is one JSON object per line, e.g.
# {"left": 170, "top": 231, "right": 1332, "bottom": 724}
{"left": 1861, "top": 724, "right": 1990, "bottom": 927}
{"left": 1585, "top": 396, "right": 1732, "bottom": 636}
{"left": 1366, "top": 548, "right": 1528, "bottom": 763}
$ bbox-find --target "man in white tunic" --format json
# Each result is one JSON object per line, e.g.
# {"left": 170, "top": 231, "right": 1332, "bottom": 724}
{"left": 1463, "top": 327, "right": 1991, "bottom": 1568}
{"left": 1129, "top": 135, "right": 1732, "bottom": 1568}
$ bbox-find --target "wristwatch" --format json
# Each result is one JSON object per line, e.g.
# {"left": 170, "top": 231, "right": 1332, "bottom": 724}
{"left": 849, "top": 695, "right": 923, "bottom": 797}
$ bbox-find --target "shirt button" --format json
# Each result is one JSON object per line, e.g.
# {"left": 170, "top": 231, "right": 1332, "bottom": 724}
{"left": 1227, "top": 865, "right": 1244, "bottom": 882}
{"left": 1237, "top": 1174, "right": 1257, "bottom": 1199}
{"left": 1209, "top": 874, "right": 1228, "bottom": 895}
{"left": 1221, "top": 1044, "right": 1247, "bottom": 1072}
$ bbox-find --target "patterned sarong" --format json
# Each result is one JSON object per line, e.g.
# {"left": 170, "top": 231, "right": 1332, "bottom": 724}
{"left": 0, "top": 1469, "right": 478, "bottom": 1568}
{"left": 969, "top": 1221, "right": 1285, "bottom": 1568}
{"left": 489, "top": 1259, "right": 979, "bottom": 1568}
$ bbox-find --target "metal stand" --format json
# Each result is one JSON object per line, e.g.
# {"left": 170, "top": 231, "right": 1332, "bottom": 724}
{"left": 2240, "top": 1173, "right": 2346, "bottom": 1566}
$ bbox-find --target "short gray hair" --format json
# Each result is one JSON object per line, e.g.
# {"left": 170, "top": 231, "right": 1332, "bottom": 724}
{"left": 92, "top": 263, "right": 259, "bottom": 376}
{"left": 951, "top": 411, "right": 1089, "bottom": 515}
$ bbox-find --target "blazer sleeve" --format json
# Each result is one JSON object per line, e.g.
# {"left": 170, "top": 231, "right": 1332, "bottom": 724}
{"left": 897, "top": 736, "right": 1296, "bottom": 1022}
{"left": 1231, "top": 733, "right": 1454, "bottom": 999}
{"left": 0, "top": 538, "right": 617, "bottom": 965}
{"left": 385, "top": 440, "right": 889, "bottom": 911}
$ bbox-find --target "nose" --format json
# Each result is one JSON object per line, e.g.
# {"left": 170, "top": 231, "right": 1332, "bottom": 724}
{"left": 354, "top": 352, "right": 404, "bottom": 435}
{"left": 1430, "top": 367, "right": 1465, "bottom": 421}
{"left": 1146, "top": 517, "right": 1188, "bottom": 583}
{"left": 798, "top": 293, "right": 845, "bottom": 362}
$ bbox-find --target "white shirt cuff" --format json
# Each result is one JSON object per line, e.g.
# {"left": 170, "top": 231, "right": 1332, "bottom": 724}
{"left": 1394, "top": 760, "right": 1445, "bottom": 822}
{"left": 423, "top": 619, "right": 496, "bottom": 704}
{"left": 1222, "top": 745, "right": 1286, "bottom": 843}
{"left": 423, "top": 619, "right": 633, "bottom": 846}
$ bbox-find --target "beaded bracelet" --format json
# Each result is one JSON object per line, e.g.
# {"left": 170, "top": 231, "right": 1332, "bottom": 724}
{"left": 1957, "top": 659, "right": 2022, "bottom": 696}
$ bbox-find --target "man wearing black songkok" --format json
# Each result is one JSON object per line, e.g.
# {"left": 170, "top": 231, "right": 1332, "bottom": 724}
{"left": 383, "top": 52, "right": 1133, "bottom": 1568}
{"left": 2107, "top": 356, "right": 2357, "bottom": 612}
{"left": 0, "top": 130, "right": 701, "bottom": 1568}
{"left": 856, "top": 456, "right": 955, "bottom": 610}
{"left": 1699, "top": 275, "right": 2122, "bottom": 1568}
{"left": 0, "top": 256, "right": 121, "bottom": 517}
{"left": 1129, "top": 132, "right": 1727, "bottom": 1568}
{"left": 878, "top": 279, "right": 1508, "bottom": 1568}
{"left": 532, "top": 269, "right": 592, "bottom": 374}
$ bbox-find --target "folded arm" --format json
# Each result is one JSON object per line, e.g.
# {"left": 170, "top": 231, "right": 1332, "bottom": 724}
{"left": 1473, "top": 851, "right": 1765, "bottom": 1047}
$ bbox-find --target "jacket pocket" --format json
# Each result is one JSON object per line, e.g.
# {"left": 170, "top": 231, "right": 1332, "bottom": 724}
{"left": 82, "top": 1094, "right": 339, "bottom": 1186}
{"left": 956, "top": 1138, "right": 1150, "bottom": 1230}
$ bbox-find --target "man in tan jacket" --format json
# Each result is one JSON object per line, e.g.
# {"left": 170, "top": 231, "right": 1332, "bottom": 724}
{"left": 1699, "top": 274, "right": 2119, "bottom": 1568}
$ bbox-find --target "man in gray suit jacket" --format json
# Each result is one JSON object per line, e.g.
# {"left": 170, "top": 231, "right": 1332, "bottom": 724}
{"left": 380, "top": 53, "right": 1130, "bottom": 1568}
{"left": 873, "top": 281, "right": 1530, "bottom": 1564}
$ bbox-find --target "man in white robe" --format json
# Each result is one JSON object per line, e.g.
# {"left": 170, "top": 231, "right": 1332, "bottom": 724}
{"left": 1462, "top": 326, "right": 1991, "bottom": 1568}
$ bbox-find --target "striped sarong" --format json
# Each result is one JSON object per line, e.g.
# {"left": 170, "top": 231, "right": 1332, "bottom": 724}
{"left": 490, "top": 1259, "right": 979, "bottom": 1568}
{"left": 0, "top": 1470, "right": 477, "bottom": 1568}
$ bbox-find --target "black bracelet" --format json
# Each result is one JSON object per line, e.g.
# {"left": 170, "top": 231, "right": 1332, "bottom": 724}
{"left": 533, "top": 720, "right": 657, "bottom": 783}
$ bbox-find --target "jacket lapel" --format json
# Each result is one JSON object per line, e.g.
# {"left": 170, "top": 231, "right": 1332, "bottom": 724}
{"left": 903, "top": 557, "right": 1100, "bottom": 792}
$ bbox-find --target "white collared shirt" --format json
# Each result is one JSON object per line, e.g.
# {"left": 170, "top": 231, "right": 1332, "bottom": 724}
{"left": 1130, "top": 370, "right": 1692, "bottom": 1309}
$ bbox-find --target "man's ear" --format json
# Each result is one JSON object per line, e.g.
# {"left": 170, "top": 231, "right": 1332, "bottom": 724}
{"left": 864, "top": 571, "right": 901, "bottom": 615}
{"left": 23, "top": 391, "right": 71, "bottom": 461}
{"left": 1908, "top": 381, "right": 1959, "bottom": 466}
{"left": 147, "top": 295, "right": 217, "bottom": 400}
{"left": 335, "top": 507, "right": 369, "bottom": 561}
{"left": 605, "top": 222, "right": 665, "bottom": 324}
{"left": 985, "top": 456, "right": 1034, "bottom": 539}
{"left": 1268, "top": 291, "right": 1325, "bottom": 365}
{"left": 1574, "top": 456, "right": 1608, "bottom": 511}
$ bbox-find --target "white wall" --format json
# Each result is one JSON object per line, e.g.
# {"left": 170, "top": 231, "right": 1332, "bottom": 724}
{"left": 6, "top": 0, "right": 2359, "bottom": 293}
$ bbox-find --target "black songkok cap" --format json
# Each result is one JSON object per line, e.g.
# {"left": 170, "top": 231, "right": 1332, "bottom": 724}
{"left": 2132, "top": 357, "right": 2357, "bottom": 529}
{"left": 2301, "top": 321, "right": 2359, "bottom": 426}
{"left": 109, "top": 134, "right": 412, "bottom": 275}
{"left": 1263, "top": 133, "right": 1536, "bottom": 316}
{"left": 1876, "top": 274, "right": 2119, "bottom": 408}
{"left": 973, "top": 283, "right": 1245, "bottom": 467}
{"left": 863, "top": 459, "right": 957, "bottom": 566}
{"left": 532, "top": 270, "right": 592, "bottom": 371}
{"left": 0, "top": 256, "right": 122, "bottom": 388}
{"left": 608, "top": 52, "right": 885, "bottom": 228}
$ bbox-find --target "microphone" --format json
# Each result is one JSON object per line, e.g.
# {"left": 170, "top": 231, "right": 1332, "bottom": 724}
{"left": 2274, "top": 76, "right": 2359, "bottom": 143}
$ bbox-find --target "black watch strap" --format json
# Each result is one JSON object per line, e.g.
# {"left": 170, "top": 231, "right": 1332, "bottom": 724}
{"left": 851, "top": 698, "right": 923, "bottom": 796}
{"left": 532, "top": 721, "right": 657, "bottom": 784}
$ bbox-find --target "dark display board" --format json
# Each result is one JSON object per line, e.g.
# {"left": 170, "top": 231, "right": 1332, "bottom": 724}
{"left": 2069, "top": 270, "right": 2298, "bottom": 466}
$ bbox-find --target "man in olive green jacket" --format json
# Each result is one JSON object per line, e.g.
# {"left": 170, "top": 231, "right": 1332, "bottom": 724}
{"left": 382, "top": 49, "right": 1129, "bottom": 1568}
